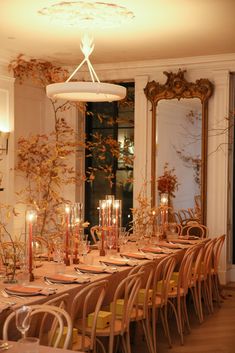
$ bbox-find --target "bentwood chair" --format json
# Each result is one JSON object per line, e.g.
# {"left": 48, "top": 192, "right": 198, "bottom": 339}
{"left": 168, "top": 246, "right": 197, "bottom": 345}
{"left": 128, "top": 261, "right": 155, "bottom": 353}
{"left": 195, "top": 238, "right": 216, "bottom": 319}
{"left": 94, "top": 272, "right": 143, "bottom": 353}
{"left": 3, "top": 304, "right": 72, "bottom": 349}
{"left": 211, "top": 234, "right": 226, "bottom": 306}
{"left": 71, "top": 279, "right": 108, "bottom": 352}
{"left": 90, "top": 226, "right": 100, "bottom": 244}
{"left": 187, "top": 242, "right": 205, "bottom": 323}
{"left": 150, "top": 255, "right": 177, "bottom": 352}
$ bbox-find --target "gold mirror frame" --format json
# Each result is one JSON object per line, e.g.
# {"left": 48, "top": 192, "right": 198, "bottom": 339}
{"left": 144, "top": 69, "right": 213, "bottom": 224}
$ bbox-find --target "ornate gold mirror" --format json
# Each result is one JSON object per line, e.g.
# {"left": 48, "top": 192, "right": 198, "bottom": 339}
{"left": 144, "top": 70, "right": 213, "bottom": 224}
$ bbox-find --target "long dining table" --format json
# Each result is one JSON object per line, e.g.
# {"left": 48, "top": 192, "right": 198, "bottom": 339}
{"left": 0, "top": 237, "right": 203, "bottom": 341}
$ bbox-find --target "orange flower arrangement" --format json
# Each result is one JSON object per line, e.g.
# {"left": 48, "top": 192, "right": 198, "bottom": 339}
{"left": 157, "top": 163, "right": 179, "bottom": 198}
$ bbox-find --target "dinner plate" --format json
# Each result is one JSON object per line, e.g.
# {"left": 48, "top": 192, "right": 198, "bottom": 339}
{"left": 44, "top": 274, "right": 89, "bottom": 284}
{"left": 141, "top": 246, "right": 171, "bottom": 254}
{"left": 120, "top": 252, "right": 148, "bottom": 260}
{"left": 4, "top": 286, "right": 42, "bottom": 296}
{"left": 101, "top": 257, "right": 137, "bottom": 266}
{"left": 75, "top": 264, "right": 106, "bottom": 274}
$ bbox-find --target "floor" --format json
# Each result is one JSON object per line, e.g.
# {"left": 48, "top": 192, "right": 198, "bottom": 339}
{"left": 133, "top": 283, "right": 235, "bottom": 353}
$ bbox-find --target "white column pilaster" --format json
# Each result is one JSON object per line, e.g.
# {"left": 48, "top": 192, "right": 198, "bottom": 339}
{"left": 133, "top": 75, "right": 149, "bottom": 207}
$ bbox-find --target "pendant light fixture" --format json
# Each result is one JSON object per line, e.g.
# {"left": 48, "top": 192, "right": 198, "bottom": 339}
{"left": 46, "top": 35, "right": 126, "bottom": 102}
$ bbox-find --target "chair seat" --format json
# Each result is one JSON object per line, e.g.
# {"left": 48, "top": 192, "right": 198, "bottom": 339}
{"left": 75, "top": 318, "right": 124, "bottom": 337}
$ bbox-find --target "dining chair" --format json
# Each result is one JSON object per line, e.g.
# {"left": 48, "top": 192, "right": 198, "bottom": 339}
{"left": 128, "top": 261, "right": 155, "bottom": 353}
{"left": 167, "top": 246, "right": 197, "bottom": 345}
{"left": 211, "top": 234, "right": 226, "bottom": 306}
{"left": 38, "top": 293, "right": 70, "bottom": 346}
{"left": 187, "top": 242, "right": 205, "bottom": 323}
{"left": 92, "top": 272, "right": 143, "bottom": 353}
{"left": 195, "top": 238, "right": 217, "bottom": 319}
{"left": 90, "top": 225, "right": 100, "bottom": 244}
{"left": 3, "top": 304, "right": 73, "bottom": 349}
{"left": 71, "top": 279, "right": 108, "bottom": 352}
{"left": 150, "top": 255, "right": 177, "bottom": 352}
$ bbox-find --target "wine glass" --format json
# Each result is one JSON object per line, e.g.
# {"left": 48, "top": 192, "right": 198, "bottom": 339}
{"left": 16, "top": 305, "right": 31, "bottom": 338}
{"left": 106, "top": 234, "right": 114, "bottom": 253}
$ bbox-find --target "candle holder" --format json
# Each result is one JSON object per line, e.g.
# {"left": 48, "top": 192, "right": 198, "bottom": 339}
{"left": 26, "top": 208, "right": 37, "bottom": 282}
{"left": 64, "top": 204, "right": 71, "bottom": 266}
{"left": 160, "top": 193, "right": 169, "bottom": 240}
{"left": 98, "top": 196, "right": 122, "bottom": 255}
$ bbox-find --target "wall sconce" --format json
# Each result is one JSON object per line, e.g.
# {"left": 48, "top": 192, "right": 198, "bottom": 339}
{"left": 0, "top": 131, "right": 10, "bottom": 155}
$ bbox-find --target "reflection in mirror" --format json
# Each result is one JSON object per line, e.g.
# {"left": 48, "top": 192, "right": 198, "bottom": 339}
{"left": 144, "top": 70, "right": 213, "bottom": 224}
{"left": 157, "top": 98, "right": 201, "bottom": 211}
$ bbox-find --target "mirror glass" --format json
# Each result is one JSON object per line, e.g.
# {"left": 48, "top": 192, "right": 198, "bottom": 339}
{"left": 157, "top": 98, "right": 201, "bottom": 210}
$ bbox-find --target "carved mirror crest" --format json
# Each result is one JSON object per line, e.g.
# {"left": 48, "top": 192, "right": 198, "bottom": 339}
{"left": 144, "top": 69, "right": 213, "bottom": 224}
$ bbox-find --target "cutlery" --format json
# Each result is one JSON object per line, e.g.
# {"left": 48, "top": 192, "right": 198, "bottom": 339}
{"left": 0, "top": 345, "right": 12, "bottom": 351}
{"left": 0, "top": 343, "right": 12, "bottom": 351}
{"left": 44, "top": 278, "right": 63, "bottom": 287}
{"left": 74, "top": 269, "right": 93, "bottom": 278}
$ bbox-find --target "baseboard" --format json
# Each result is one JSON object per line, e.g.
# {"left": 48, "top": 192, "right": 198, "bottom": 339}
{"left": 227, "top": 265, "right": 235, "bottom": 283}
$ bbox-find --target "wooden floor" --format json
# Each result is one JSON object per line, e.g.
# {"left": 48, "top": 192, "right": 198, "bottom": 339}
{"left": 133, "top": 283, "right": 235, "bottom": 353}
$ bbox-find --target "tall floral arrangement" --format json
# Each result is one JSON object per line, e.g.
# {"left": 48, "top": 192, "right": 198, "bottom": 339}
{"left": 131, "top": 182, "right": 161, "bottom": 237}
{"left": 157, "top": 163, "right": 179, "bottom": 198}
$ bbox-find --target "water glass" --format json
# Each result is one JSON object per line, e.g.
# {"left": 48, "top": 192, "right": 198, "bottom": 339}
{"left": 16, "top": 305, "right": 31, "bottom": 338}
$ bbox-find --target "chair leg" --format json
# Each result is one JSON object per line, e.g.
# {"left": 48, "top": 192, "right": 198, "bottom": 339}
{"left": 151, "top": 307, "right": 158, "bottom": 353}
{"left": 96, "top": 338, "right": 107, "bottom": 353}
{"left": 197, "top": 281, "right": 204, "bottom": 323}
{"left": 141, "top": 319, "right": 155, "bottom": 353}
{"left": 161, "top": 305, "right": 172, "bottom": 348}
{"left": 182, "top": 296, "right": 190, "bottom": 333}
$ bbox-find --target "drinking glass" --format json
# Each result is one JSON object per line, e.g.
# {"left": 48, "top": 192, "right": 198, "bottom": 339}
{"left": 106, "top": 234, "right": 114, "bottom": 252}
{"left": 16, "top": 305, "right": 31, "bottom": 338}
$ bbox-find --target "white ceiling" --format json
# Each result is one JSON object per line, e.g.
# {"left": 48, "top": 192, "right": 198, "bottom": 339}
{"left": 1, "top": 0, "right": 235, "bottom": 67}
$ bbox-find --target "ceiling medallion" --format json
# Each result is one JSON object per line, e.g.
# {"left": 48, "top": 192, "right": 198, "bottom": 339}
{"left": 38, "top": 1, "right": 135, "bottom": 28}
{"left": 46, "top": 35, "right": 126, "bottom": 102}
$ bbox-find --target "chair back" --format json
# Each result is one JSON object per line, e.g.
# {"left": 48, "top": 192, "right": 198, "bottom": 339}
{"left": 201, "top": 238, "right": 217, "bottom": 279}
{"left": 176, "top": 245, "right": 198, "bottom": 295}
{"left": 110, "top": 272, "right": 142, "bottom": 333}
{"left": 129, "top": 261, "right": 155, "bottom": 317}
{"left": 152, "top": 255, "right": 177, "bottom": 306}
{"left": 71, "top": 279, "right": 108, "bottom": 351}
{"left": 187, "top": 225, "right": 206, "bottom": 238}
{"left": 3, "top": 304, "right": 72, "bottom": 349}
{"left": 213, "top": 234, "right": 226, "bottom": 273}
{"left": 90, "top": 226, "right": 100, "bottom": 244}
{"left": 39, "top": 293, "right": 70, "bottom": 343}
